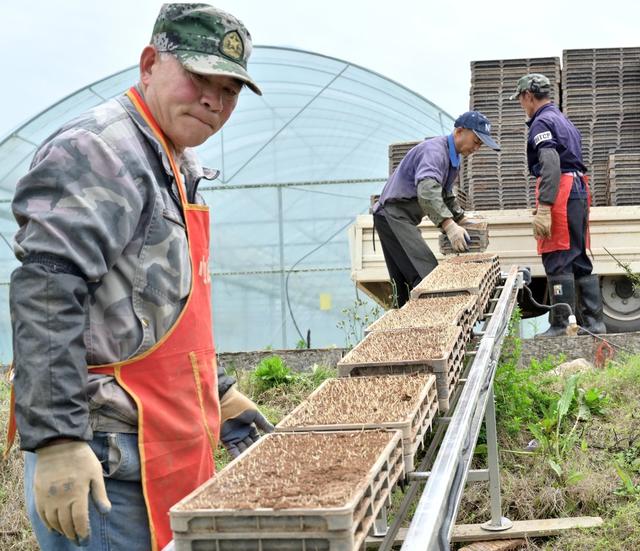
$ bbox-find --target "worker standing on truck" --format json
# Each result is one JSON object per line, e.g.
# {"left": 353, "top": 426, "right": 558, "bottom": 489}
{"left": 372, "top": 111, "right": 500, "bottom": 307}
{"left": 8, "top": 4, "right": 273, "bottom": 550}
{"left": 511, "top": 73, "right": 606, "bottom": 336}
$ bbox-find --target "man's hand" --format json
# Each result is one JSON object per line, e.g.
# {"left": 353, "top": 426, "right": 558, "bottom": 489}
{"left": 442, "top": 219, "right": 470, "bottom": 252}
{"left": 220, "top": 387, "right": 274, "bottom": 458}
{"left": 532, "top": 204, "right": 552, "bottom": 239}
{"left": 34, "top": 441, "right": 111, "bottom": 544}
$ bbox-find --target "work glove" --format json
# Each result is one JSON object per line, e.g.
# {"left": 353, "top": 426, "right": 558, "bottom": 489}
{"left": 220, "top": 386, "right": 274, "bottom": 458}
{"left": 34, "top": 441, "right": 111, "bottom": 545}
{"left": 442, "top": 219, "right": 470, "bottom": 252}
{"left": 532, "top": 205, "right": 552, "bottom": 239}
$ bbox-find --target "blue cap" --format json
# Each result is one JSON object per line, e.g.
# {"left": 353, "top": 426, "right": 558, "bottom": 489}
{"left": 454, "top": 111, "right": 500, "bottom": 151}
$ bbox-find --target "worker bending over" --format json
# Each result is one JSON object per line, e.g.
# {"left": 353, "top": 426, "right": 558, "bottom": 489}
{"left": 373, "top": 111, "right": 500, "bottom": 306}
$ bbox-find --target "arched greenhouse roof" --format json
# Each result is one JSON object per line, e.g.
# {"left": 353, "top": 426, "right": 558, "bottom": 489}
{"left": 0, "top": 46, "right": 454, "bottom": 360}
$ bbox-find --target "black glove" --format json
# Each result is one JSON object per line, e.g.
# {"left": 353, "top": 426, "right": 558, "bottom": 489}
{"left": 219, "top": 386, "right": 274, "bottom": 458}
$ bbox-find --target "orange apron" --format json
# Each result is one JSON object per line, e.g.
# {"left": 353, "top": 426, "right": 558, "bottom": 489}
{"left": 535, "top": 173, "right": 591, "bottom": 255}
{"left": 90, "top": 87, "right": 220, "bottom": 550}
{"left": 5, "top": 87, "right": 220, "bottom": 551}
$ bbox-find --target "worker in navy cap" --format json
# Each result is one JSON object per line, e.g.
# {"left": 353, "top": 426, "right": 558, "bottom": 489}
{"left": 372, "top": 111, "right": 500, "bottom": 307}
{"left": 511, "top": 73, "right": 606, "bottom": 336}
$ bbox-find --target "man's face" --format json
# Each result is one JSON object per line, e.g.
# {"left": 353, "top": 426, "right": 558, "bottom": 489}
{"left": 141, "top": 48, "right": 242, "bottom": 151}
{"left": 454, "top": 128, "right": 483, "bottom": 156}
{"left": 518, "top": 91, "right": 536, "bottom": 118}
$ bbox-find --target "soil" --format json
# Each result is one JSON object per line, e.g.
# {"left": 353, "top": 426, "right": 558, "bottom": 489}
{"left": 277, "top": 373, "right": 434, "bottom": 427}
{"left": 177, "top": 431, "right": 396, "bottom": 510}
{"left": 340, "top": 325, "right": 461, "bottom": 365}
{"left": 368, "top": 295, "right": 477, "bottom": 331}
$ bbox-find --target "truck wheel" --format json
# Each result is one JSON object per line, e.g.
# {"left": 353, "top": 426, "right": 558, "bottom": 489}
{"left": 601, "top": 275, "right": 640, "bottom": 333}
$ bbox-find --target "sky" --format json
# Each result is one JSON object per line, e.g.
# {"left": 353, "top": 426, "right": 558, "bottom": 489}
{"left": 1, "top": 0, "right": 640, "bottom": 136}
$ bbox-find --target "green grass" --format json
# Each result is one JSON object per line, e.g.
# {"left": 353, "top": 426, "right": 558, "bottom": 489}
{"left": 458, "top": 320, "right": 640, "bottom": 550}
{"left": 0, "top": 379, "right": 38, "bottom": 551}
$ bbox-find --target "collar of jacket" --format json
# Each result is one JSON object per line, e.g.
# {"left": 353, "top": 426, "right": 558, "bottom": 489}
{"left": 526, "top": 102, "right": 555, "bottom": 128}
{"left": 447, "top": 133, "right": 461, "bottom": 168}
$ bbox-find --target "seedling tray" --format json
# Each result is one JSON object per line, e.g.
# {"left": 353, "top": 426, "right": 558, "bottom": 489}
{"left": 337, "top": 326, "right": 466, "bottom": 412}
{"left": 276, "top": 374, "right": 439, "bottom": 473}
{"left": 365, "top": 295, "right": 478, "bottom": 338}
{"left": 170, "top": 430, "right": 404, "bottom": 551}
{"left": 442, "top": 252, "right": 500, "bottom": 273}
{"left": 410, "top": 262, "right": 499, "bottom": 314}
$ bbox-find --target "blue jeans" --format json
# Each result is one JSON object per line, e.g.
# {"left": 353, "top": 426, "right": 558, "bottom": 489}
{"left": 24, "top": 432, "right": 151, "bottom": 550}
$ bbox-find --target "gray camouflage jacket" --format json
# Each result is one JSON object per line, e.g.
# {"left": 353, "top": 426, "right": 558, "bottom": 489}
{"left": 10, "top": 86, "right": 235, "bottom": 451}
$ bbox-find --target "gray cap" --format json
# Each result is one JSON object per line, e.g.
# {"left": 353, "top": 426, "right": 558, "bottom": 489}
{"left": 509, "top": 73, "right": 551, "bottom": 100}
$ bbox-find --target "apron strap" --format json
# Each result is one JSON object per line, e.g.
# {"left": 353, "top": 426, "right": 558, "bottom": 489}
{"left": 3, "top": 364, "right": 16, "bottom": 461}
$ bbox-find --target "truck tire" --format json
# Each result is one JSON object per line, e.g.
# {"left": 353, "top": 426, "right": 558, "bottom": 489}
{"left": 601, "top": 275, "right": 640, "bottom": 333}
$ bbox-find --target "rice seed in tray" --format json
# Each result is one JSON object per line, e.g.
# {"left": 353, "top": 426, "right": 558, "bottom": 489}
{"left": 365, "top": 294, "right": 478, "bottom": 335}
{"left": 170, "top": 430, "right": 404, "bottom": 551}
{"left": 411, "top": 262, "right": 492, "bottom": 295}
{"left": 275, "top": 374, "right": 439, "bottom": 472}
{"left": 337, "top": 325, "right": 466, "bottom": 411}
{"left": 441, "top": 252, "right": 499, "bottom": 267}
{"left": 409, "top": 262, "right": 499, "bottom": 314}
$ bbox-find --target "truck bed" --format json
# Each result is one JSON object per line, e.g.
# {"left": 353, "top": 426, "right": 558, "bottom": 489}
{"left": 349, "top": 206, "right": 640, "bottom": 306}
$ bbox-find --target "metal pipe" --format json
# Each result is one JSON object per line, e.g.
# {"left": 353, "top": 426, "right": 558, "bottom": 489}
{"left": 401, "top": 266, "right": 521, "bottom": 551}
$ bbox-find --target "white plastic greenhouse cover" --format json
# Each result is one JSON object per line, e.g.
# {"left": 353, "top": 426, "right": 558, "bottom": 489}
{"left": 0, "top": 46, "right": 453, "bottom": 363}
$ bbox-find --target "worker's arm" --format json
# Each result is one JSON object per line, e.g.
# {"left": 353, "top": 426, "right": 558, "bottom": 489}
{"left": 442, "top": 189, "right": 465, "bottom": 222}
{"left": 530, "top": 120, "right": 561, "bottom": 206}
{"left": 10, "top": 127, "right": 146, "bottom": 543}
{"left": 537, "top": 147, "right": 562, "bottom": 205}
{"left": 11, "top": 127, "right": 144, "bottom": 451}
{"left": 416, "top": 178, "right": 456, "bottom": 226}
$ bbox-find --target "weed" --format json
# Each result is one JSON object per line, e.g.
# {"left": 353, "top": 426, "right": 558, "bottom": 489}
{"left": 527, "top": 374, "right": 608, "bottom": 481}
{"left": 306, "top": 364, "right": 336, "bottom": 388}
{"left": 613, "top": 442, "right": 640, "bottom": 497}
{"left": 494, "top": 309, "right": 559, "bottom": 435}
{"left": 613, "top": 463, "right": 640, "bottom": 497}
{"left": 251, "top": 355, "right": 294, "bottom": 394}
{"left": 336, "top": 291, "right": 382, "bottom": 349}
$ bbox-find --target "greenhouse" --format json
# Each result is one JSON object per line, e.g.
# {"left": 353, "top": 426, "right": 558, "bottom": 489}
{"left": 0, "top": 46, "right": 454, "bottom": 362}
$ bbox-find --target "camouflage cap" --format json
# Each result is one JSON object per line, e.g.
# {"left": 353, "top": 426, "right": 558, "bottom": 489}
{"left": 152, "top": 3, "right": 262, "bottom": 95}
{"left": 509, "top": 73, "right": 551, "bottom": 100}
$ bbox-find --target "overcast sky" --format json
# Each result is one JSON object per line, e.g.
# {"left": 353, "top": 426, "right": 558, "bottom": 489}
{"left": 2, "top": 0, "right": 639, "bottom": 136}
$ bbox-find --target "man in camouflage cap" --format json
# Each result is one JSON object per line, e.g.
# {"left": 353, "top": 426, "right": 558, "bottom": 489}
{"left": 511, "top": 73, "right": 606, "bottom": 337}
{"left": 10, "top": 4, "right": 271, "bottom": 550}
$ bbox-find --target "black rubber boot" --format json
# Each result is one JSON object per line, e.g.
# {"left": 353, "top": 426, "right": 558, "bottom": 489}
{"left": 576, "top": 274, "right": 607, "bottom": 335}
{"left": 538, "top": 274, "right": 576, "bottom": 338}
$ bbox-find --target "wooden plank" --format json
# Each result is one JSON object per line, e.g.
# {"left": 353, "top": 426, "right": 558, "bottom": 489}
{"left": 459, "top": 540, "right": 526, "bottom": 551}
{"left": 365, "top": 517, "right": 603, "bottom": 548}
{"left": 452, "top": 517, "right": 603, "bottom": 542}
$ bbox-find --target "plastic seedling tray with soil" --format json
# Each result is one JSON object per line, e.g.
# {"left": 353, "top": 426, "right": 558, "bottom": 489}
{"left": 276, "top": 374, "right": 439, "bottom": 472}
{"left": 409, "top": 262, "right": 500, "bottom": 314}
{"left": 410, "top": 262, "right": 493, "bottom": 297}
{"left": 170, "top": 430, "right": 404, "bottom": 551}
{"left": 337, "top": 325, "right": 465, "bottom": 411}
{"left": 365, "top": 294, "right": 478, "bottom": 335}
{"left": 441, "top": 252, "right": 500, "bottom": 268}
